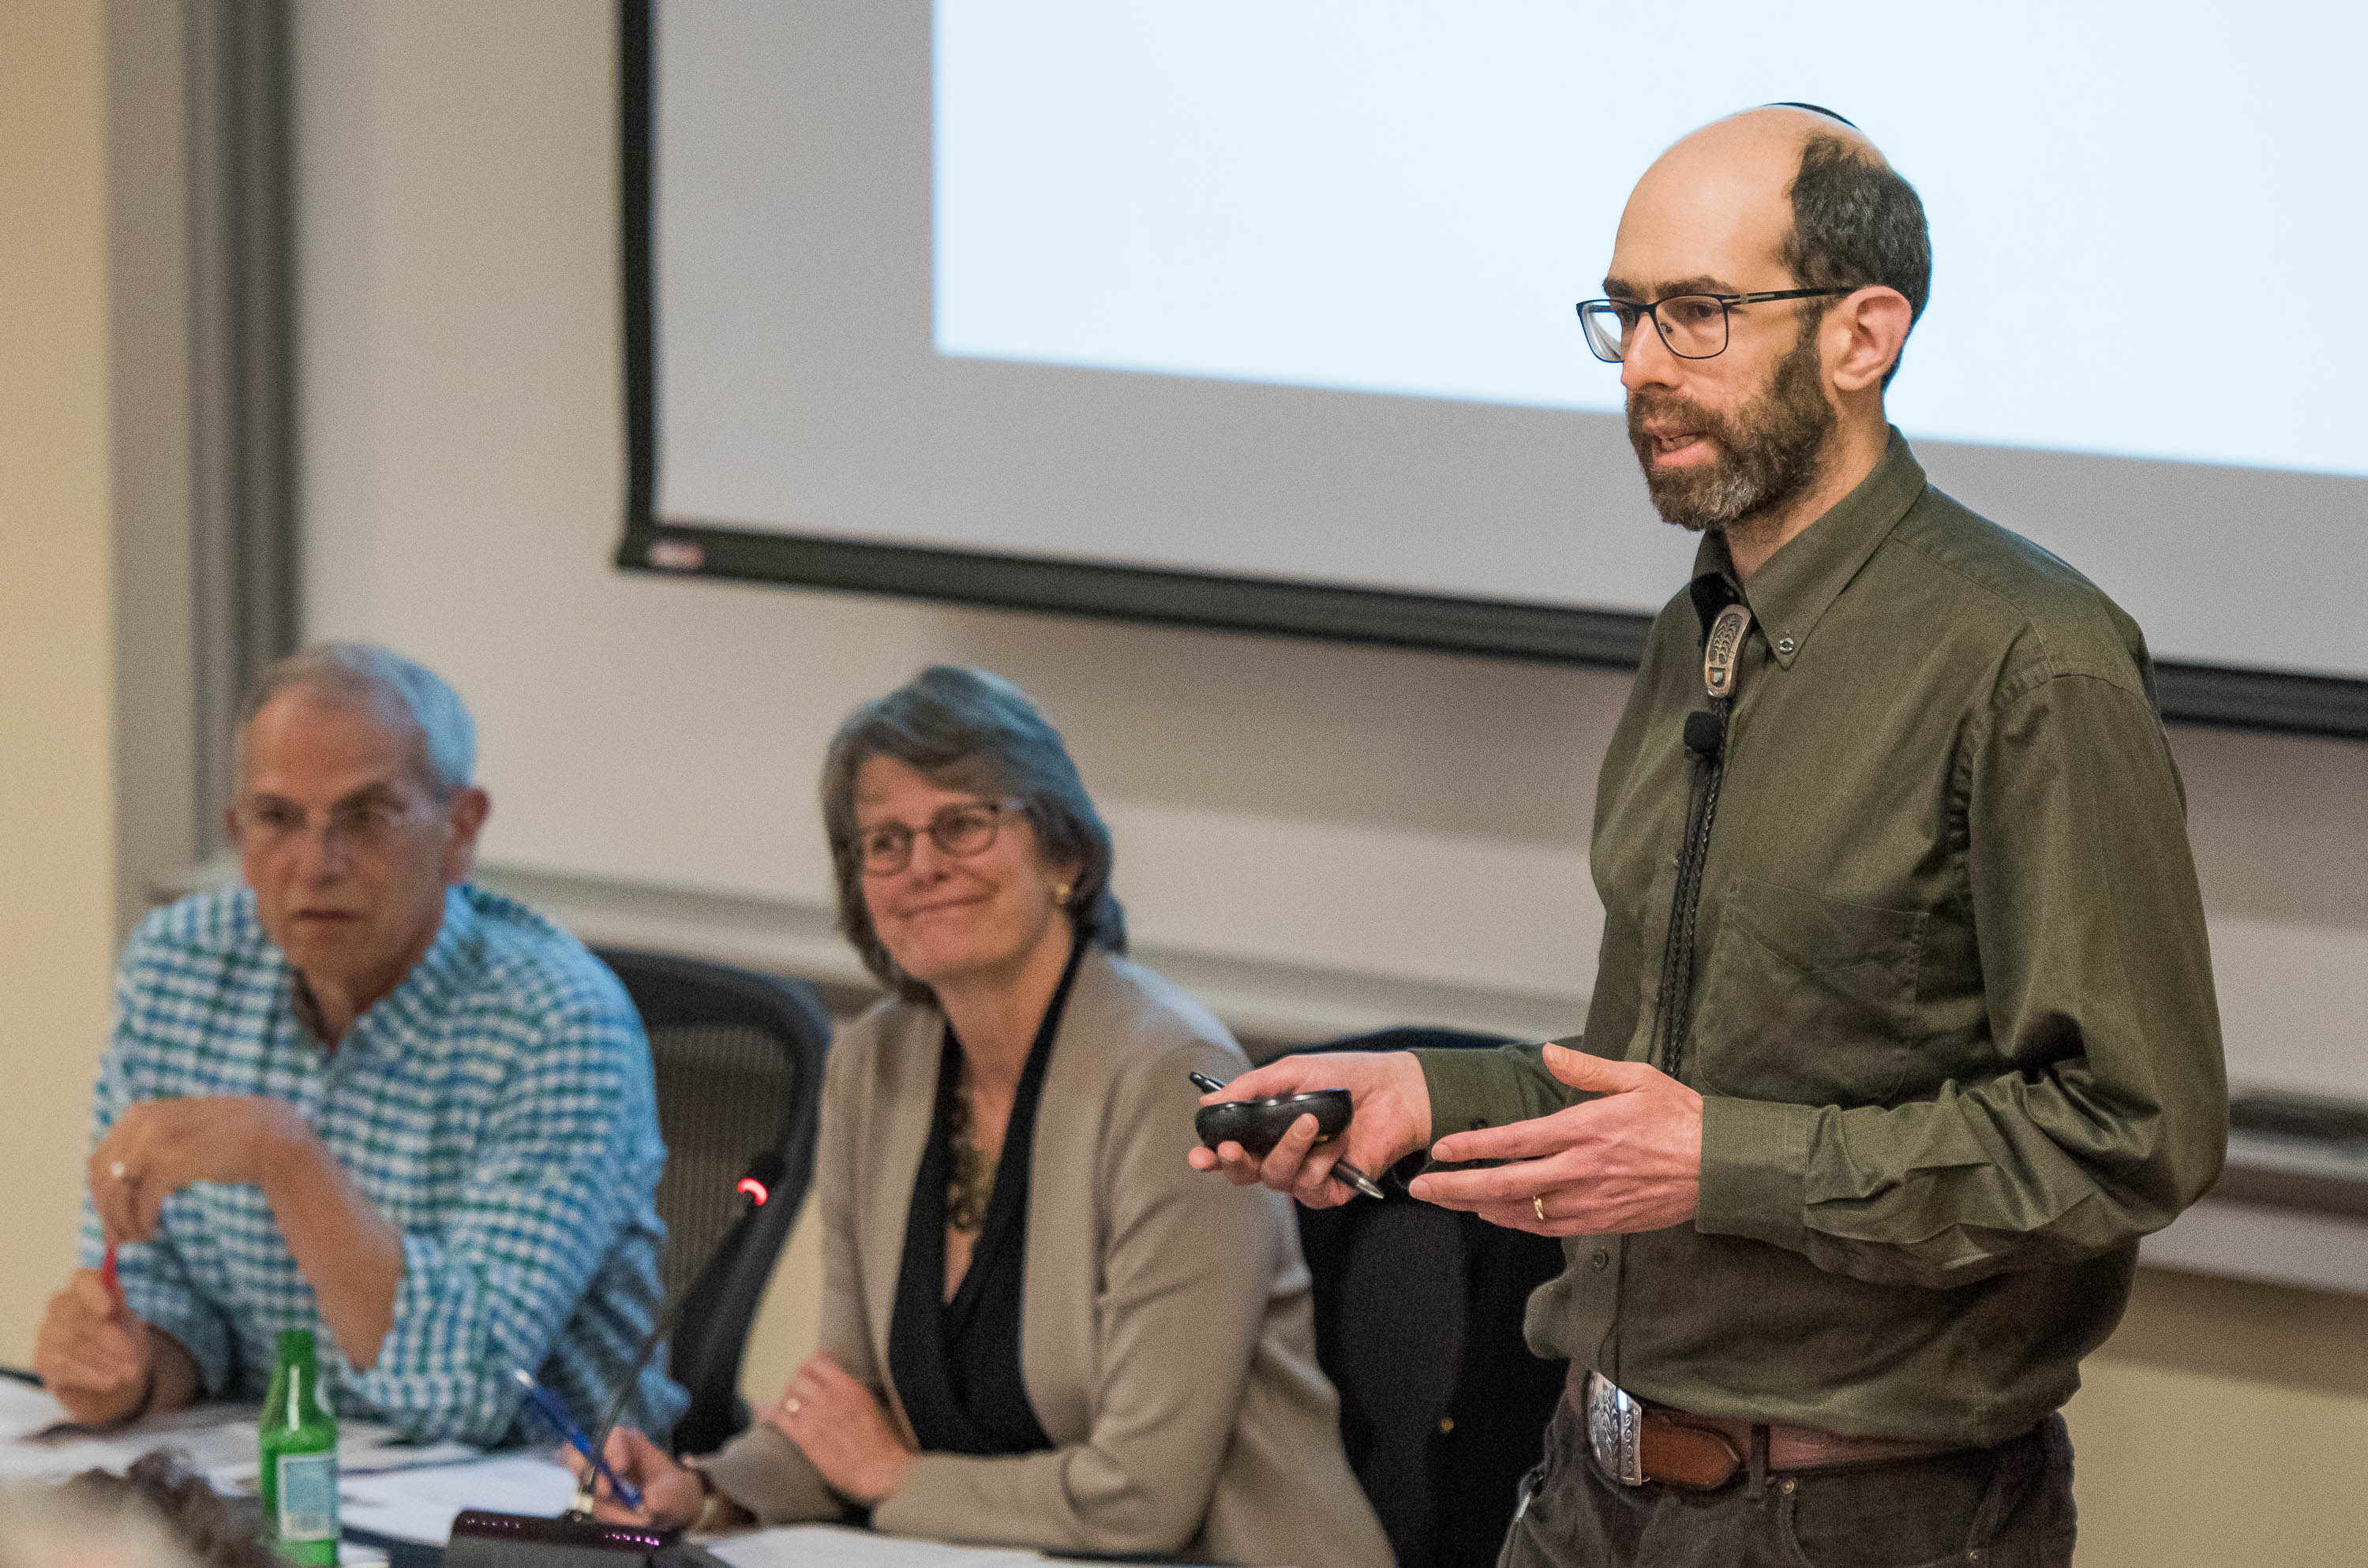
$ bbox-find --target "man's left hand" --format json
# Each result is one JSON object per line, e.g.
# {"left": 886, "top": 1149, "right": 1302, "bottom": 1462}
{"left": 90, "top": 1097, "right": 312, "bottom": 1244}
{"left": 766, "top": 1353, "right": 915, "bottom": 1506}
{"left": 1408, "top": 1043, "right": 1703, "bottom": 1234}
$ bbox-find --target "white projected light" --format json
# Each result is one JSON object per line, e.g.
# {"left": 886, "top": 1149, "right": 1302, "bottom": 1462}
{"left": 936, "top": 0, "right": 2365, "bottom": 480}
{"left": 648, "top": 0, "right": 2368, "bottom": 696}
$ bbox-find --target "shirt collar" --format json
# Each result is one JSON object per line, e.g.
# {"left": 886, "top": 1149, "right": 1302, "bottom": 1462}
{"left": 373, "top": 885, "right": 478, "bottom": 1040}
{"left": 289, "top": 885, "right": 479, "bottom": 1055}
{"left": 1688, "top": 425, "right": 1928, "bottom": 668}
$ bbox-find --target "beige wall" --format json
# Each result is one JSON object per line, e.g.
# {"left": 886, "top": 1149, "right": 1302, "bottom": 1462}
{"left": 2073, "top": 1269, "right": 2368, "bottom": 1567}
{"left": 0, "top": 0, "right": 117, "bottom": 1367}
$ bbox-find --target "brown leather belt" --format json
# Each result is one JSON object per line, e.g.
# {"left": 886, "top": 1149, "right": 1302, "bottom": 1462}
{"left": 1569, "top": 1367, "right": 1956, "bottom": 1490}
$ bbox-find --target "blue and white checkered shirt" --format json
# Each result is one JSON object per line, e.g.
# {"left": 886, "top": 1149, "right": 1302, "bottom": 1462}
{"left": 81, "top": 884, "right": 689, "bottom": 1446}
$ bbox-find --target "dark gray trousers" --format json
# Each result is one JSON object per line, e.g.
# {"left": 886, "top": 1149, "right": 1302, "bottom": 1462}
{"left": 1498, "top": 1396, "right": 2076, "bottom": 1568}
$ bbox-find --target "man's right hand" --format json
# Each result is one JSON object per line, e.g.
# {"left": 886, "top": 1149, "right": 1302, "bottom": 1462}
{"left": 569, "top": 1424, "right": 705, "bottom": 1532}
{"left": 34, "top": 1270, "right": 154, "bottom": 1426}
{"left": 1186, "top": 1050, "right": 1433, "bottom": 1209}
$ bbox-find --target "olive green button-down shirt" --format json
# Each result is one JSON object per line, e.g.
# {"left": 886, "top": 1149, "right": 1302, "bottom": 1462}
{"left": 1418, "top": 430, "right": 2227, "bottom": 1446}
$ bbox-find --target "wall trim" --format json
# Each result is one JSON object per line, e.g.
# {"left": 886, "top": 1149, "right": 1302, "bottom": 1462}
{"left": 472, "top": 863, "right": 1591, "bottom": 1047}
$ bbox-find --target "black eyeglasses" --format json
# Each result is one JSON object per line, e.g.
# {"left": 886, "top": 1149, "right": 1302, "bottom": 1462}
{"left": 852, "top": 798, "right": 1029, "bottom": 876}
{"left": 1575, "top": 288, "right": 1853, "bottom": 363}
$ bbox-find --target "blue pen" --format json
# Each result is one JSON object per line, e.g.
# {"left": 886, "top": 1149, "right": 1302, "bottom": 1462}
{"left": 511, "top": 1368, "right": 643, "bottom": 1510}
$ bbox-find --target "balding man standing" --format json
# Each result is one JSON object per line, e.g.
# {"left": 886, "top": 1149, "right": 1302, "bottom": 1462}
{"left": 36, "top": 644, "right": 686, "bottom": 1446}
{"left": 1196, "top": 109, "right": 2225, "bottom": 1564}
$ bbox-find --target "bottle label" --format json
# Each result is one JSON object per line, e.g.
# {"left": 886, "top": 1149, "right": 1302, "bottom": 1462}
{"left": 275, "top": 1450, "right": 339, "bottom": 1542}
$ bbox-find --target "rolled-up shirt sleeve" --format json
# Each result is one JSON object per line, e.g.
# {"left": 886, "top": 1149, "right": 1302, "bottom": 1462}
{"left": 336, "top": 1008, "right": 643, "bottom": 1444}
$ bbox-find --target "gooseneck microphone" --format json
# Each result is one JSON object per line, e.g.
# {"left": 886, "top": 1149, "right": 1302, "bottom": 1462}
{"left": 440, "top": 1151, "right": 786, "bottom": 1566}
{"left": 590, "top": 1148, "right": 788, "bottom": 1464}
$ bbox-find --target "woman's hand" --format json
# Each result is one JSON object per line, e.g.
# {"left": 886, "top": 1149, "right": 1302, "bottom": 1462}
{"left": 766, "top": 1353, "right": 915, "bottom": 1506}
{"left": 564, "top": 1424, "right": 706, "bottom": 1531}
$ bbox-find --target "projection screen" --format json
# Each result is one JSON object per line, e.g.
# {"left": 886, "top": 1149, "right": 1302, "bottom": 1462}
{"left": 619, "top": 0, "right": 2368, "bottom": 738}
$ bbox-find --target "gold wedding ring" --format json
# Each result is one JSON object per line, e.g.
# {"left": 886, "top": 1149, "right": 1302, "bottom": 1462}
{"left": 1533, "top": 1194, "right": 1548, "bottom": 1222}
{"left": 109, "top": 1162, "right": 128, "bottom": 1181}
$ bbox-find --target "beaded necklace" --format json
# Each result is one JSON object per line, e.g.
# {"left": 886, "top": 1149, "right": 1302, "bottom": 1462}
{"left": 946, "top": 1081, "right": 995, "bottom": 1233}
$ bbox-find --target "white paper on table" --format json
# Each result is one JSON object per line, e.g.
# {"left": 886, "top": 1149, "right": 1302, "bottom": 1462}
{"left": 211, "top": 1417, "right": 397, "bottom": 1490}
{"left": 0, "top": 1403, "right": 268, "bottom": 1486}
{"left": 709, "top": 1525, "right": 1053, "bottom": 1568}
{"left": 336, "top": 1451, "right": 580, "bottom": 1545}
{"left": 0, "top": 1379, "right": 69, "bottom": 1443}
{"left": 335, "top": 1439, "right": 482, "bottom": 1476}
{"left": 0, "top": 1397, "right": 472, "bottom": 1491}
{"left": 212, "top": 1427, "right": 480, "bottom": 1490}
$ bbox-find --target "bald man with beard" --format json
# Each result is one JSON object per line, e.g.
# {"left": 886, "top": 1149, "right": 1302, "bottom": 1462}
{"left": 1195, "top": 107, "right": 2226, "bottom": 1566}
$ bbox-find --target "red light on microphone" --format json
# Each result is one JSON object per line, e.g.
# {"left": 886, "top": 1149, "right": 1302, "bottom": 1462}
{"left": 736, "top": 1177, "right": 771, "bottom": 1207}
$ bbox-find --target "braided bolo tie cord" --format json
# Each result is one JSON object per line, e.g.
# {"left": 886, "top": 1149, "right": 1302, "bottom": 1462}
{"left": 1651, "top": 694, "right": 1731, "bottom": 1087}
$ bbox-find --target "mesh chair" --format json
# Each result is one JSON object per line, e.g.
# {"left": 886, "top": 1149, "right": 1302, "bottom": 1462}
{"left": 1294, "top": 1027, "right": 1570, "bottom": 1568}
{"left": 596, "top": 947, "right": 832, "bottom": 1456}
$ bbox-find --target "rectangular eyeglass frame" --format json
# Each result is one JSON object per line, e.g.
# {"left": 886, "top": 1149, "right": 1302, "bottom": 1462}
{"left": 1576, "top": 287, "right": 1854, "bottom": 362}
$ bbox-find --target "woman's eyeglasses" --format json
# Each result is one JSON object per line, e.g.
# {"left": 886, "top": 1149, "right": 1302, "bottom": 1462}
{"left": 852, "top": 798, "right": 1029, "bottom": 876}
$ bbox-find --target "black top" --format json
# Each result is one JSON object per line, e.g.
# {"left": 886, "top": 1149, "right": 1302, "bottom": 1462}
{"left": 884, "top": 936, "right": 1088, "bottom": 1456}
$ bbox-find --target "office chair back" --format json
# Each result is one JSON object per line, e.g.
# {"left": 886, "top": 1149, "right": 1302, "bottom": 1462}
{"left": 1295, "top": 1027, "right": 1570, "bottom": 1568}
{"left": 597, "top": 947, "right": 832, "bottom": 1456}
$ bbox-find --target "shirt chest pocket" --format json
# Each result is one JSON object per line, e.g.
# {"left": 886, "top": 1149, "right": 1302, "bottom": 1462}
{"left": 1690, "top": 876, "right": 1928, "bottom": 1106}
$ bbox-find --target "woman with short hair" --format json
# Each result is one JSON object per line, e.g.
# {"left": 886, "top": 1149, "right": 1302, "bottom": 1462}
{"left": 588, "top": 666, "right": 1389, "bottom": 1568}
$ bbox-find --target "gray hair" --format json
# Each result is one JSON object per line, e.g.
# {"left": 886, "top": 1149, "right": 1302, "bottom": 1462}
{"left": 237, "top": 642, "right": 477, "bottom": 796}
{"left": 822, "top": 666, "right": 1125, "bottom": 1003}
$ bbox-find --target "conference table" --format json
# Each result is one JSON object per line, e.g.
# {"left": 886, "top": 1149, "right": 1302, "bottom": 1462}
{"left": 0, "top": 1375, "right": 1142, "bottom": 1568}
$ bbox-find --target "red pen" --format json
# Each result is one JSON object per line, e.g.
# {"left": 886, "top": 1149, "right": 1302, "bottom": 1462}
{"left": 101, "top": 1242, "right": 122, "bottom": 1310}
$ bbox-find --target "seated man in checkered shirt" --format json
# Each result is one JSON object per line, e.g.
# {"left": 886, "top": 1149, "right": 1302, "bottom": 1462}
{"left": 33, "top": 643, "right": 688, "bottom": 1446}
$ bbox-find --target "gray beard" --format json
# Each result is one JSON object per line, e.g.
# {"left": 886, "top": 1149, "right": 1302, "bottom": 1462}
{"left": 1628, "top": 324, "right": 1835, "bottom": 536}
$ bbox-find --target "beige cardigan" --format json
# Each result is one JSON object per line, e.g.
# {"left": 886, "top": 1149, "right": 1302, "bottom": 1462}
{"left": 699, "top": 946, "right": 1392, "bottom": 1568}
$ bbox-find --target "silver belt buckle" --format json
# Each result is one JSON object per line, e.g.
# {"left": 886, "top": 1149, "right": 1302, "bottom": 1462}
{"left": 1583, "top": 1370, "right": 1645, "bottom": 1486}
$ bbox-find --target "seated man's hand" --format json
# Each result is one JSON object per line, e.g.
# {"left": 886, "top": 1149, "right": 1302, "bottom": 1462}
{"left": 570, "top": 1425, "right": 706, "bottom": 1531}
{"left": 1186, "top": 1050, "right": 1432, "bottom": 1210}
{"left": 90, "top": 1096, "right": 311, "bottom": 1244}
{"left": 767, "top": 1353, "right": 913, "bottom": 1507}
{"left": 1409, "top": 1042, "right": 1702, "bottom": 1234}
{"left": 35, "top": 1269, "right": 154, "bottom": 1427}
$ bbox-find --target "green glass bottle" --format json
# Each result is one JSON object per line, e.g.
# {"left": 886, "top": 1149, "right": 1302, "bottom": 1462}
{"left": 258, "top": 1328, "right": 339, "bottom": 1566}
